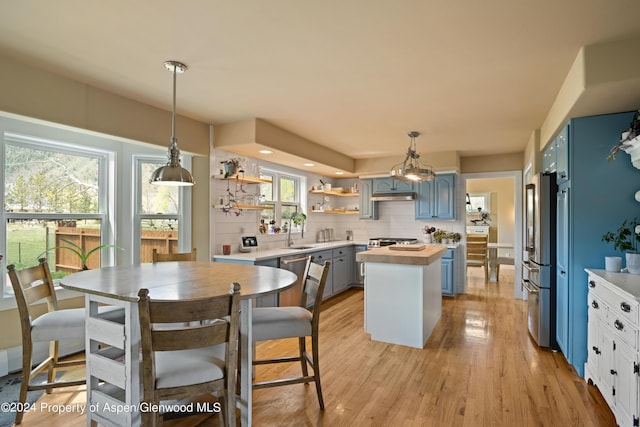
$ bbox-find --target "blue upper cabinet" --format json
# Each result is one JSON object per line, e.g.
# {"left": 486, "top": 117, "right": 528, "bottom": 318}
{"left": 372, "top": 177, "right": 414, "bottom": 193}
{"left": 358, "top": 179, "right": 378, "bottom": 220}
{"left": 555, "top": 124, "right": 569, "bottom": 184}
{"left": 542, "top": 139, "right": 557, "bottom": 173}
{"left": 415, "top": 173, "right": 456, "bottom": 220}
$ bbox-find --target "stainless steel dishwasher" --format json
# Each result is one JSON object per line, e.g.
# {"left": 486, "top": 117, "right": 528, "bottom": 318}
{"left": 278, "top": 255, "right": 309, "bottom": 306}
{"left": 354, "top": 245, "right": 367, "bottom": 287}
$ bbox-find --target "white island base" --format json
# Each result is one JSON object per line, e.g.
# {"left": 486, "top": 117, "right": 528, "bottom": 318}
{"left": 364, "top": 261, "right": 442, "bottom": 348}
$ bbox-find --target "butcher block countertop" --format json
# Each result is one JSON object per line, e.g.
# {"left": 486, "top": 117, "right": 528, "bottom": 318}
{"left": 356, "top": 244, "right": 447, "bottom": 266}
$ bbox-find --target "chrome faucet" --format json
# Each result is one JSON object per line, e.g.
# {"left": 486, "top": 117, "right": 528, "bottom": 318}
{"left": 286, "top": 217, "right": 294, "bottom": 247}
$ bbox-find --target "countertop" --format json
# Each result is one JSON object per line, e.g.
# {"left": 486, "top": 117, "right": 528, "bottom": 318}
{"left": 356, "top": 245, "right": 448, "bottom": 266}
{"left": 212, "top": 240, "right": 369, "bottom": 262}
{"left": 585, "top": 269, "right": 640, "bottom": 301}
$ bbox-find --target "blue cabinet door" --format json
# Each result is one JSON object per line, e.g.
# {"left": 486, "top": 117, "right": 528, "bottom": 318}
{"left": 415, "top": 174, "right": 456, "bottom": 220}
{"left": 441, "top": 258, "right": 454, "bottom": 295}
{"left": 555, "top": 185, "right": 570, "bottom": 356}
{"left": 415, "top": 179, "right": 434, "bottom": 219}
{"left": 358, "top": 179, "right": 378, "bottom": 220}
{"left": 542, "top": 140, "right": 556, "bottom": 173}
{"left": 372, "top": 177, "right": 414, "bottom": 193}
{"left": 555, "top": 125, "right": 569, "bottom": 183}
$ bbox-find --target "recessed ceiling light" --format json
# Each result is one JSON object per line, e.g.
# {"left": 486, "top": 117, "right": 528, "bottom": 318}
{"left": 259, "top": 150, "right": 273, "bottom": 154}
{"left": 335, "top": 171, "right": 344, "bottom": 175}
{"left": 304, "top": 163, "right": 315, "bottom": 167}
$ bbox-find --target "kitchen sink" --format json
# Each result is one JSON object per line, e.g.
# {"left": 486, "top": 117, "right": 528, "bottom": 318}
{"left": 287, "top": 246, "right": 315, "bottom": 250}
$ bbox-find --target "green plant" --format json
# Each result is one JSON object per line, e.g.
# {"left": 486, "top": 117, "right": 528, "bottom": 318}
{"left": 447, "top": 232, "right": 462, "bottom": 242}
{"left": 38, "top": 238, "right": 122, "bottom": 270}
{"left": 291, "top": 212, "right": 307, "bottom": 238}
{"left": 433, "top": 229, "right": 447, "bottom": 243}
{"left": 602, "top": 218, "right": 640, "bottom": 254}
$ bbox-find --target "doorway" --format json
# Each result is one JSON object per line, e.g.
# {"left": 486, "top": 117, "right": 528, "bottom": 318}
{"left": 463, "top": 171, "right": 523, "bottom": 300}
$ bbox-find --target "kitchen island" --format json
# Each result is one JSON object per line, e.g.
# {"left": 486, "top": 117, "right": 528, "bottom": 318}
{"left": 356, "top": 244, "right": 447, "bottom": 348}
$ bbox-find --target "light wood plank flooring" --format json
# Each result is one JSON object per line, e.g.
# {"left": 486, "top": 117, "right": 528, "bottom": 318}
{"left": 17, "top": 267, "right": 616, "bottom": 426}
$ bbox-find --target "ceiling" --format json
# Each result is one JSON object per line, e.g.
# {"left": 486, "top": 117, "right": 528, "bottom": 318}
{"left": 1, "top": 1, "right": 640, "bottom": 172}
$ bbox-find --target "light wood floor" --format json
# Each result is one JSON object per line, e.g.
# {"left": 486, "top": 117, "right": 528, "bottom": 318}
{"left": 18, "top": 267, "right": 616, "bottom": 426}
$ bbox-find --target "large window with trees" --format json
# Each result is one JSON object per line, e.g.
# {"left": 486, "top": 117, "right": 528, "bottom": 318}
{"left": 134, "top": 157, "right": 186, "bottom": 263}
{"left": 2, "top": 133, "right": 112, "bottom": 293}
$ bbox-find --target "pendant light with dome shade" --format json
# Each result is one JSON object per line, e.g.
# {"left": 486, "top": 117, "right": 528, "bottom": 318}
{"left": 390, "top": 131, "right": 435, "bottom": 182}
{"left": 149, "top": 60, "right": 195, "bottom": 186}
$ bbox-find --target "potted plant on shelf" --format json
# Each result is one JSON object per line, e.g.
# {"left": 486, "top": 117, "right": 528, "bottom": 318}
{"left": 433, "top": 229, "right": 447, "bottom": 244}
{"left": 602, "top": 218, "right": 640, "bottom": 274}
{"left": 422, "top": 225, "right": 436, "bottom": 243}
{"left": 220, "top": 158, "right": 243, "bottom": 178}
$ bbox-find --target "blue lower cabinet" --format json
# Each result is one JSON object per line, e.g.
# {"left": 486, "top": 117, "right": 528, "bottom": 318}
{"left": 441, "top": 248, "right": 457, "bottom": 296}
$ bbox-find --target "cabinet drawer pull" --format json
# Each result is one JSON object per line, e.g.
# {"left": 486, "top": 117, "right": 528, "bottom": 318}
{"left": 614, "top": 319, "right": 624, "bottom": 331}
{"left": 610, "top": 369, "right": 617, "bottom": 376}
{"left": 620, "top": 302, "right": 631, "bottom": 313}
{"left": 591, "top": 300, "right": 599, "bottom": 309}
{"left": 592, "top": 345, "right": 601, "bottom": 355}
{"left": 588, "top": 280, "right": 596, "bottom": 288}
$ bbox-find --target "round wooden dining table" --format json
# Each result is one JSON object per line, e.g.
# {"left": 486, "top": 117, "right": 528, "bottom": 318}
{"left": 60, "top": 261, "right": 298, "bottom": 427}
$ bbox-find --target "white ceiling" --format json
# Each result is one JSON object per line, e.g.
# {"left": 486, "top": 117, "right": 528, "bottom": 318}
{"left": 1, "top": 1, "right": 640, "bottom": 163}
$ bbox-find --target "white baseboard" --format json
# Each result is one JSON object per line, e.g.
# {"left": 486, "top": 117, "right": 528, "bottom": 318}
{"left": 0, "top": 350, "right": 7, "bottom": 377}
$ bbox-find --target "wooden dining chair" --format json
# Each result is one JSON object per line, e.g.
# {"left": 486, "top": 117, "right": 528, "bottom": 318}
{"left": 7, "top": 258, "right": 123, "bottom": 424}
{"left": 251, "top": 257, "right": 331, "bottom": 409}
{"left": 137, "top": 283, "right": 241, "bottom": 427}
{"left": 466, "top": 234, "right": 489, "bottom": 282}
{"left": 152, "top": 248, "right": 197, "bottom": 262}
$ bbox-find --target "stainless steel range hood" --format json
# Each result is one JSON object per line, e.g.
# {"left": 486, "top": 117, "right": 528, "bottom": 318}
{"left": 370, "top": 192, "right": 416, "bottom": 201}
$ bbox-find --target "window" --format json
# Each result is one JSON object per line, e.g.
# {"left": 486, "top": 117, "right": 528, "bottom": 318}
{"left": 134, "top": 157, "right": 189, "bottom": 263}
{"left": 2, "top": 133, "right": 112, "bottom": 293}
{"left": 259, "top": 168, "right": 305, "bottom": 234}
{"left": 466, "top": 193, "right": 491, "bottom": 213}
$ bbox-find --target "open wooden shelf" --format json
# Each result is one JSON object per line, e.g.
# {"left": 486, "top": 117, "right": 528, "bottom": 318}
{"left": 309, "top": 189, "right": 359, "bottom": 197}
{"left": 311, "top": 209, "right": 359, "bottom": 215}
{"left": 213, "top": 175, "right": 272, "bottom": 184}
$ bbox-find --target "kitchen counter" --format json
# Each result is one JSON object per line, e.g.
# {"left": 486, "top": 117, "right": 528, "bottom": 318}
{"left": 585, "top": 269, "right": 640, "bottom": 301}
{"left": 356, "top": 244, "right": 447, "bottom": 266}
{"left": 212, "top": 240, "right": 368, "bottom": 262}
{"left": 360, "top": 244, "right": 446, "bottom": 348}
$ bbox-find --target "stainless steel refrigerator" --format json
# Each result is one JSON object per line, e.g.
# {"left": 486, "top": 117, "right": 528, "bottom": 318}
{"left": 522, "top": 172, "right": 557, "bottom": 349}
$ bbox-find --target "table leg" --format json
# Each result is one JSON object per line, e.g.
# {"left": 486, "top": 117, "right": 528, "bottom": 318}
{"left": 488, "top": 247, "right": 498, "bottom": 282}
{"left": 84, "top": 295, "right": 140, "bottom": 426}
{"left": 239, "top": 299, "right": 252, "bottom": 426}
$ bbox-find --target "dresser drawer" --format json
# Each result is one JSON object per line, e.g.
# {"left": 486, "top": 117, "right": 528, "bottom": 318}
{"left": 606, "top": 314, "right": 638, "bottom": 349}
{"left": 589, "top": 275, "right": 639, "bottom": 329}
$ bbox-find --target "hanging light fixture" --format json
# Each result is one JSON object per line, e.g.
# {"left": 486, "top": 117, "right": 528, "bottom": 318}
{"left": 149, "top": 60, "right": 195, "bottom": 186}
{"left": 390, "top": 131, "right": 435, "bottom": 182}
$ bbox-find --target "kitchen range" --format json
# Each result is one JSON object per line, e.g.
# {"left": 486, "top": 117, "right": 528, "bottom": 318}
{"left": 368, "top": 237, "right": 419, "bottom": 248}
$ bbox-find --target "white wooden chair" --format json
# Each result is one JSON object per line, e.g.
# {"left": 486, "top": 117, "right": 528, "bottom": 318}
{"left": 137, "top": 283, "right": 241, "bottom": 427}
{"left": 152, "top": 248, "right": 197, "bottom": 262}
{"left": 251, "top": 257, "right": 331, "bottom": 409}
{"left": 7, "top": 258, "right": 123, "bottom": 424}
{"left": 466, "top": 234, "right": 489, "bottom": 282}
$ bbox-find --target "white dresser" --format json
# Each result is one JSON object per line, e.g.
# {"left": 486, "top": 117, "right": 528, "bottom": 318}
{"left": 585, "top": 269, "right": 640, "bottom": 427}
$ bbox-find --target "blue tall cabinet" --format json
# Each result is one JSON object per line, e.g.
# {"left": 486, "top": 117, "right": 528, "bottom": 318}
{"left": 543, "top": 111, "right": 640, "bottom": 377}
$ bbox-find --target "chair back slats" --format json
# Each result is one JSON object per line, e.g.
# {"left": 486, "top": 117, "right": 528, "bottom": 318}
{"left": 8, "top": 259, "right": 57, "bottom": 310}
{"left": 138, "top": 283, "right": 241, "bottom": 353}
{"left": 304, "top": 260, "right": 330, "bottom": 314}
{"left": 152, "top": 248, "right": 197, "bottom": 262}
{"left": 466, "top": 234, "right": 488, "bottom": 263}
{"left": 151, "top": 322, "right": 229, "bottom": 351}
{"left": 147, "top": 297, "right": 231, "bottom": 323}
